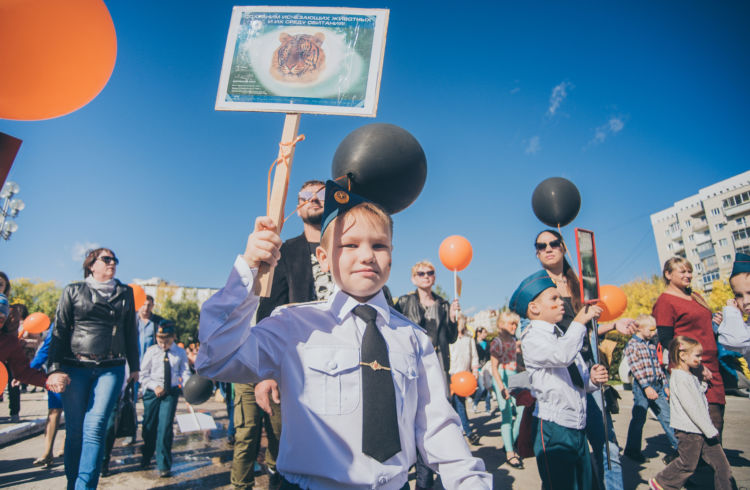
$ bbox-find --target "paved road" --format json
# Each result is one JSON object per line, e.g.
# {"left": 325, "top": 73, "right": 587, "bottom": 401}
{"left": 1, "top": 387, "right": 748, "bottom": 489}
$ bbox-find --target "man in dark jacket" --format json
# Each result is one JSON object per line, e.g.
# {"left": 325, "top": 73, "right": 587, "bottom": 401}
{"left": 231, "top": 179, "right": 332, "bottom": 490}
{"left": 395, "top": 259, "right": 460, "bottom": 490}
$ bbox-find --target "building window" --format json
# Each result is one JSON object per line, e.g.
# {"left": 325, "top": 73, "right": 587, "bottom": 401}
{"left": 704, "top": 256, "right": 718, "bottom": 268}
{"left": 670, "top": 223, "right": 680, "bottom": 233}
{"left": 718, "top": 238, "right": 728, "bottom": 247}
{"left": 702, "top": 270, "right": 720, "bottom": 284}
{"left": 711, "top": 208, "right": 721, "bottom": 216}
{"left": 668, "top": 243, "right": 673, "bottom": 251}
{"left": 695, "top": 263, "right": 703, "bottom": 272}
{"left": 737, "top": 217, "right": 748, "bottom": 226}
{"left": 734, "top": 226, "right": 750, "bottom": 241}
{"left": 714, "top": 223, "right": 725, "bottom": 231}
{"left": 688, "top": 234, "right": 695, "bottom": 241}
{"left": 738, "top": 245, "right": 750, "bottom": 255}
{"left": 723, "top": 191, "right": 750, "bottom": 209}
{"left": 722, "top": 255, "right": 731, "bottom": 263}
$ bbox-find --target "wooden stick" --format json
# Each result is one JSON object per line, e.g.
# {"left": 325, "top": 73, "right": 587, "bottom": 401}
{"left": 255, "top": 113, "right": 301, "bottom": 297}
{"left": 590, "top": 318, "right": 612, "bottom": 470}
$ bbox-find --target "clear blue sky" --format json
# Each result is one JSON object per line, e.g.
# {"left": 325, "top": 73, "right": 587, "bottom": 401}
{"left": 2, "top": 1, "right": 748, "bottom": 313}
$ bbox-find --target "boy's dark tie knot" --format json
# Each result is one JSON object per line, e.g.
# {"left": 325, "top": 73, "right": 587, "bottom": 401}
{"left": 352, "top": 304, "right": 401, "bottom": 462}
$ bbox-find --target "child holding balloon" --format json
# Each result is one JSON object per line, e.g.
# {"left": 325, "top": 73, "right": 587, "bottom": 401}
{"left": 510, "top": 271, "right": 609, "bottom": 490}
{"left": 197, "top": 181, "right": 491, "bottom": 489}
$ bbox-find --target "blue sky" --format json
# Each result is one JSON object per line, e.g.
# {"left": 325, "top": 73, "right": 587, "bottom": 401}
{"left": 2, "top": 1, "right": 748, "bottom": 313}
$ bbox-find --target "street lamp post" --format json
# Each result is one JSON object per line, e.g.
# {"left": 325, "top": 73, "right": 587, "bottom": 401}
{"left": 0, "top": 181, "right": 25, "bottom": 241}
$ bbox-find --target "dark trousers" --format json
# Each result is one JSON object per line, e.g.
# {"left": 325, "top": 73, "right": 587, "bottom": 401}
{"left": 231, "top": 383, "right": 281, "bottom": 489}
{"left": 141, "top": 388, "right": 180, "bottom": 471}
{"left": 654, "top": 430, "right": 732, "bottom": 490}
{"left": 534, "top": 418, "right": 592, "bottom": 490}
{"left": 7, "top": 367, "right": 20, "bottom": 416}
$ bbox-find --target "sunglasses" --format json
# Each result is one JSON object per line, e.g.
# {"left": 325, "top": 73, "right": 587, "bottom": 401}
{"left": 298, "top": 188, "right": 325, "bottom": 202}
{"left": 98, "top": 256, "right": 119, "bottom": 265}
{"left": 415, "top": 270, "right": 435, "bottom": 277}
{"left": 535, "top": 239, "right": 562, "bottom": 251}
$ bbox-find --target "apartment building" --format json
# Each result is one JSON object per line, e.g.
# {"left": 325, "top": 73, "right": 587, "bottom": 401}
{"left": 650, "top": 170, "right": 750, "bottom": 291}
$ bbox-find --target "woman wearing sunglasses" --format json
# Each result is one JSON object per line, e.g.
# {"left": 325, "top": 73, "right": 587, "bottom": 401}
{"left": 395, "top": 260, "right": 460, "bottom": 490}
{"left": 47, "top": 248, "right": 140, "bottom": 489}
{"left": 533, "top": 229, "right": 634, "bottom": 490}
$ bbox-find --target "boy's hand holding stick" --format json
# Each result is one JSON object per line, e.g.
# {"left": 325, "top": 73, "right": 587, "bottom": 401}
{"left": 243, "top": 216, "right": 283, "bottom": 270}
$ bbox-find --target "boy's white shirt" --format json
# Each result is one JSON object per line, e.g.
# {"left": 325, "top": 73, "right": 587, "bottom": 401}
{"left": 718, "top": 304, "right": 750, "bottom": 350}
{"left": 196, "top": 256, "right": 491, "bottom": 490}
{"left": 521, "top": 319, "right": 598, "bottom": 430}
{"left": 140, "top": 342, "right": 191, "bottom": 393}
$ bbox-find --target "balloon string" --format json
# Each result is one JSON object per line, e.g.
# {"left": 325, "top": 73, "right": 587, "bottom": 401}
{"left": 283, "top": 174, "right": 349, "bottom": 224}
{"left": 558, "top": 223, "right": 576, "bottom": 266}
{"left": 267, "top": 135, "right": 305, "bottom": 230}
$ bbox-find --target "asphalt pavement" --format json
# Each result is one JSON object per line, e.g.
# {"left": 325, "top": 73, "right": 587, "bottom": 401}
{"left": 1, "top": 387, "right": 748, "bottom": 489}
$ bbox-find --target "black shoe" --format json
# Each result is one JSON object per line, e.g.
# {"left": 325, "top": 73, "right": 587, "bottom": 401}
{"left": 227, "top": 434, "right": 235, "bottom": 446}
{"left": 468, "top": 432, "right": 481, "bottom": 445}
{"left": 159, "top": 469, "right": 171, "bottom": 478}
{"left": 662, "top": 451, "right": 679, "bottom": 465}
{"left": 140, "top": 457, "right": 150, "bottom": 469}
{"left": 268, "top": 469, "right": 282, "bottom": 490}
{"left": 624, "top": 449, "right": 647, "bottom": 463}
{"left": 101, "top": 465, "right": 110, "bottom": 477}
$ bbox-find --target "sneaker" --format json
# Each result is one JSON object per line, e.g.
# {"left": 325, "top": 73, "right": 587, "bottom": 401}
{"left": 468, "top": 432, "right": 481, "bottom": 445}
{"left": 662, "top": 451, "right": 679, "bottom": 465}
{"left": 140, "top": 456, "right": 151, "bottom": 469}
{"left": 10, "top": 414, "right": 20, "bottom": 423}
{"left": 159, "top": 469, "right": 171, "bottom": 478}
{"left": 648, "top": 478, "right": 664, "bottom": 490}
{"left": 624, "top": 449, "right": 647, "bottom": 463}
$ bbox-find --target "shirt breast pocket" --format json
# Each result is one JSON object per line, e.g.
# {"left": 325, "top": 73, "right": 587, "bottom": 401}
{"left": 389, "top": 351, "right": 419, "bottom": 415}
{"left": 302, "top": 346, "right": 360, "bottom": 415}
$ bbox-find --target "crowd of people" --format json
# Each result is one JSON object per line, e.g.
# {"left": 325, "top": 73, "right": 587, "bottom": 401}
{"left": 2, "top": 179, "right": 749, "bottom": 490}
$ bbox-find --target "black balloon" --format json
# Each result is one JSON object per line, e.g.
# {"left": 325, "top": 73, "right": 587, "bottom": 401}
{"left": 332, "top": 123, "right": 427, "bottom": 214}
{"left": 183, "top": 375, "right": 214, "bottom": 405}
{"left": 531, "top": 177, "right": 581, "bottom": 227}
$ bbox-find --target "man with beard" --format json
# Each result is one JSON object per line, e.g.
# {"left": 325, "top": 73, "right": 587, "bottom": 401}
{"left": 231, "top": 180, "right": 333, "bottom": 490}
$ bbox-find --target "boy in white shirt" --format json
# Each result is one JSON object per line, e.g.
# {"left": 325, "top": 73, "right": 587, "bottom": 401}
{"left": 196, "top": 181, "right": 490, "bottom": 489}
{"left": 509, "top": 270, "right": 608, "bottom": 490}
{"left": 139, "top": 320, "right": 191, "bottom": 477}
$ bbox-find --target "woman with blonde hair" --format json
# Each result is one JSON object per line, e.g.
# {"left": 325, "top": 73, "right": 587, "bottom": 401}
{"left": 653, "top": 256, "right": 725, "bottom": 438}
{"left": 489, "top": 310, "right": 524, "bottom": 468}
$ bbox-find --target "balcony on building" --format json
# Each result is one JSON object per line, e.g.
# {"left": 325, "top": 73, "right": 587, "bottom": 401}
{"left": 724, "top": 201, "right": 750, "bottom": 218}
{"left": 692, "top": 217, "right": 709, "bottom": 232}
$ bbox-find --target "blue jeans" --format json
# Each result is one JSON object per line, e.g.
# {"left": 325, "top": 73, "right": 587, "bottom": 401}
{"left": 472, "top": 371, "right": 492, "bottom": 411}
{"left": 62, "top": 364, "right": 125, "bottom": 490}
{"left": 586, "top": 392, "right": 623, "bottom": 490}
{"left": 625, "top": 381, "right": 678, "bottom": 453}
{"left": 451, "top": 394, "right": 472, "bottom": 435}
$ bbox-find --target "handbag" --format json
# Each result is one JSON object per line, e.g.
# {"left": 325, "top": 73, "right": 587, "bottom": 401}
{"left": 115, "top": 380, "right": 137, "bottom": 438}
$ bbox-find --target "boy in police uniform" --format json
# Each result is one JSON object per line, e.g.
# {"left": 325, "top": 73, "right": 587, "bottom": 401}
{"left": 197, "top": 181, "right": 490, "bottom": 489}
{"left": 510, "top": 270, "right": 609, "bottom": 490}
{"left": 139, "top": 320, "right": 191, "bottom": 477}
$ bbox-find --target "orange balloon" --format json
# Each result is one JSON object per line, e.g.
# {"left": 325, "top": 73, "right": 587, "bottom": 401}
{"left": 0, "top": 0, "right": 117, "bottom": 121}
{"left": 23, "top": 312, "right": 51, "bottom": 334}
{"left": 450, "top": 371, "right": 477, "bottom": 397}
{"left": 598, "top": 284, "right": 628, "bottom": 322}
{"left": 0, "top": 363, "right": 7, "bottom": 390}
{"left": 439, "top": 235, "right": 473, "bottom": 271}
{"left": 130, "top": 284, "right": 147, "bottom": 311}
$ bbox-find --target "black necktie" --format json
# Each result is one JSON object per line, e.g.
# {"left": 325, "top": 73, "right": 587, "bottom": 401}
{"left": 353, "top": 304, "right": 401, "bottom": 462}
{"left": 163, "top": 350, "right": 171, "bottom": 392}
{"left": 554, "top": 326, "right": 585, "bottom": 389}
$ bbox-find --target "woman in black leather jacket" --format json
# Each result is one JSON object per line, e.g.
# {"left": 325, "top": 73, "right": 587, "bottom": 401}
{"left": 47, "top": 248, "right": 139, "bottom": 489}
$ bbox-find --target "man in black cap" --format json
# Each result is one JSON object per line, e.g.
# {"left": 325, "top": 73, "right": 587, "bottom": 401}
{"left": 231, "top": 179, "right": 333, "bottom": 490}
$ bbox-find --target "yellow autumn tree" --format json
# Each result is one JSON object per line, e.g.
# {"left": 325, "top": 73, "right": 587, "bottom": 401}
{"left": 620, "top": 275, "right": 665, "bottom": 318}
{"left": 706, "top": 279, "right": 734, "bottom": 311}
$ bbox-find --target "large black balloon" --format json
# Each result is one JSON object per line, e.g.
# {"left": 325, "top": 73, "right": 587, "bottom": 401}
{"left": 531, "top": 177, "right": 581, "bottom": 227}
{"left": 332, "top": 123, "right": 427, "bottom": 214}
{"left": 183, "top": 375, "right": 214, "bottom": 405}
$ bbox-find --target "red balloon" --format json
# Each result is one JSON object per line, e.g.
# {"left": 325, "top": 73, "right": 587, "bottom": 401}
{"left": 23, "top": 312, "right": 51, "bottom": 334}
{"left": 598, "top": 284, "right": 627, "bottom": 322}
{"left": 0, "top": 362, "right": 7, "bottom": 389}
{"left": 439, "top": 235, "right": 473, "bottom": 271}
{"left": 0, "top": 0, "right": 117, "bottom": 120}
{"left": 130, "top": 284, "right": 147, "bottom": 311}
{"left": 450, "top": 371, "right": 477, "bottom": 397}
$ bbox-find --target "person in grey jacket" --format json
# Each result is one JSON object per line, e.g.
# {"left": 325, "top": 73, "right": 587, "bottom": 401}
{"left": 650, "top": 336, "right": 732, "bottom": 490}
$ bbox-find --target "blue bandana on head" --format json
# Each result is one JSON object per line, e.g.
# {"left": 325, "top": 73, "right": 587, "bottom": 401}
{"left": 509, "top": 270, "right": 557, "bottom": 318}
{"left": 731, "top": 252, "right": 750, "bottom": 278}
{"left": 0, "top": 294, "right": 8, "bottom": 318}
{"left": 320, "top": 180, "right": 370, "bottom": 235}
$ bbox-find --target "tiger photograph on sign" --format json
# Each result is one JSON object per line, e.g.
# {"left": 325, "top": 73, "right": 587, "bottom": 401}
{"left": 215, "top": 6, "right": 389, "bottom": 117}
